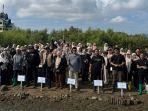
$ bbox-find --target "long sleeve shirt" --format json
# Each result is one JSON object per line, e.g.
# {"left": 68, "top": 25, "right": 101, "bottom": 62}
{"left": 13, "top": 54, "right": 23, "bottom": 70}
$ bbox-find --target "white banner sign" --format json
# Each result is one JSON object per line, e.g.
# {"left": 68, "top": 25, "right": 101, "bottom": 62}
{"left": 38, "top": 77, "right": 46, "bottom": 83}
{"left": 94, "top": 80, "right": 103, "bottom": 87}
{"left": 18, "top": 75, "right": 25, "bottom": 82}
{"left": 67, "top": 78, "right": 76, "bottom": 85}
{"left": 117, "top": 82, "right": 127, "bottom": 89}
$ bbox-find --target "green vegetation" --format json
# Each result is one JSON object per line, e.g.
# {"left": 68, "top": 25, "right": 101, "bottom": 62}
{"left": 0, "top": 26, "right": 148, "bottom": 51}
{"left": 0, "top": 28, "right": 48, "bottom": 46}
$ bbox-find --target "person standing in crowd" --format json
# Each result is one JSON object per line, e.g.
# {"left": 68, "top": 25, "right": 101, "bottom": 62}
{"left": 63, "top": 44, "right": 71, "bottom": 59}
{"left": 46, "top": 49, "right": 54, "bottom": 89}
{"left": 110, "top": 47, "right": 126, "bottom": 93}
{"left": 26, "top": 45, "right": 40, "bottom": 87}
{"left": 10, "top": 44, "right": 16, "bottom": 57}
{"left": 39, "top": 46, "right": 47, "bottom": 78}
{"left": 77, "top": 43, "right": 82, "bottom": 54}
{"left": 89, "top": 49, "right": 105, "bottom": 92}
{"left": 81, "top": 49, "right": 91, "bottom": 83}
{"left": 68, "top": 47, "right": 82, "bottom": 91}
{"left": 125, "top": 51, "right": 132, "bottom": 90}
{"left": 0, "top": 49, "right": 10, "bottom": 85}
{"left": 92, "top": 43, "right": 97, "bottom": 51}
{"left": 91, "top": 43, "right": 97, "bottom": 58}
{"left": 61, "top": 50, "right": 68, "bottom": 86}
{"left": 21, "top": 46, "right": 28, "bottom": 76}
{"left": 137, "top": 53, "right": 148, "bottom": 95}
{"left": 54, "top": 50, "right": 67, "bottom": 89}
{"left": 135, "top": 48, "right": 141, "bottom": 58}
{"left": 6, "top": 46, "right": 14, "bottom": 85}
{"left": 131, "top": 48, "right": 141, "bottom": 91}
{"left": 12, "top": 48, "right": 23, "bottom": 86}
{"left": 107, "top": 48, "right": 113, "bottom": 79}
{"left": 120, "top": 48, "right": 125, "bottom": 56}
{"left": 51, "top": 49, "right": 57, "bottom": 82}
{"left": 104, "top": 43, "right": 108, "bottom": 51}
{"left": 103, "top": 51, "right": 110, "bottom": 84}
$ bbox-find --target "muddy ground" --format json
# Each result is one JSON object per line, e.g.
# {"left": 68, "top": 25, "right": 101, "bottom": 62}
{"left": 0, "top": 85, "right": 148, "bottom": 111}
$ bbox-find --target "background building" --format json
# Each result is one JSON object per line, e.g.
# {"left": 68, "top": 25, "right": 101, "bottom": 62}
{"left": 0, "top": 5, "right": 14, "bottom": 32}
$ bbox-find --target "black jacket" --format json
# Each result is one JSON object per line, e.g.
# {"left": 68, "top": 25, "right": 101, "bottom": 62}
{"left": 26, "top": 51, "right": 40, "bottom": 68}
{"left": 54, "top": 56, "right": 67, "bottom": 74}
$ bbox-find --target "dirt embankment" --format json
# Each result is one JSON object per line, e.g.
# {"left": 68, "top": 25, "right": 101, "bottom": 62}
{"left": 0, "top": 86, "right": 148, "bottom": 111}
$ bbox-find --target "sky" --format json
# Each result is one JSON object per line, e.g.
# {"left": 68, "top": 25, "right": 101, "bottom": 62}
{"left": 0, "top": 0, "right": 148, "bottom": 34}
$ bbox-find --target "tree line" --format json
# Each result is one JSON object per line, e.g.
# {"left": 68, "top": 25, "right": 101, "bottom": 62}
{"left": 0, "top": 27, "right": 148, "bottom": 52}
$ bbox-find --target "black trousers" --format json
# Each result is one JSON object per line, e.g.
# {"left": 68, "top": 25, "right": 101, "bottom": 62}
{"left": 132, "top": 70, "right": 139, "bottom": 89}
{"left": 82, "top": 66, "right": 89, "bottom": 82}
{"left": 138, "top": 70, "right": 147, "bottom": 84}
{"left": 91, "top": 70, "right": 102, "bottom": 91}
{"left": 91, "top": 70, "right": 102, "bottom": 81}
{"left": 46, "top": 67, "right": 52, "bottom": 88}
{"left": 1, "top": 69, "right": 7, "bottom": 85}
{"left": 26, "top": 67, "right": 38, "bottom": 86}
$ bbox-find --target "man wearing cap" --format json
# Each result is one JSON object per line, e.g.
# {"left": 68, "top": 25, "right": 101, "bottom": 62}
{"left": 110, "top": 47, "right": 126, "bottom": 93}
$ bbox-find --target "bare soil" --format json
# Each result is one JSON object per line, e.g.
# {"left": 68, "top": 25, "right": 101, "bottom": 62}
{"left": 0, "top": 85, "right": 148, "bottom": 111}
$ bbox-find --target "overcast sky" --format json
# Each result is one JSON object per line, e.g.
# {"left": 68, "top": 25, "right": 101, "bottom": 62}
{"left": 0, "top": 0, "right": 148, "bottom": 34}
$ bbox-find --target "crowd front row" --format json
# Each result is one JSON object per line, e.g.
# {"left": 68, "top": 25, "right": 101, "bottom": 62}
{"left": 0, "top": 42, "right": 148, "bottom": 95}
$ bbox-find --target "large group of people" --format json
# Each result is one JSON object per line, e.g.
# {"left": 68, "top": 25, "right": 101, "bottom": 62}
{"left": 0, "top": 40, "right": 148, "bottom": 95}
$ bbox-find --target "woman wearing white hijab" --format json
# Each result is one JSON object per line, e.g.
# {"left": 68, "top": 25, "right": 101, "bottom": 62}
{"left": 126, "top": 51, "right": 132, "bottom": 90}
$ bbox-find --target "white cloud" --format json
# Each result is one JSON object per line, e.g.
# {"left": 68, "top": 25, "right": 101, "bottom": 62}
{"left": 98, "top": 0, "right": 143, "bottom": 10}
{"left": 15, "top": 0, "right": 99, "bottom": 21}
{"left": 110, "top": 16, "right": 127, "bottom": 23}
{"left": 0, "top": 0, "right": 147, "bottom": 22}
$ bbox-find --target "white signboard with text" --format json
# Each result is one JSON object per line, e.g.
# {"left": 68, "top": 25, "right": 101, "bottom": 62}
{"left": 94, "top": 80, "right": 103, "bottom": 87}
{"left": 38, "top": 77, "right": 46, "bottom": 83}
{"left": 67, "top": 78, "right": 76, "bottom": 85}
{"left": 18, "top": 75, "right": 25, "bottom": 82}
{"left": 117, "top": 82, "right": 127, "bottom": 89}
